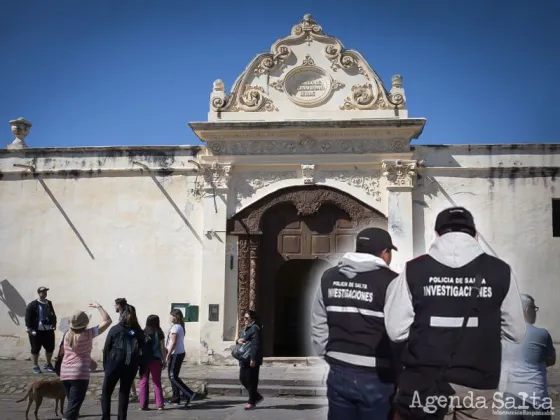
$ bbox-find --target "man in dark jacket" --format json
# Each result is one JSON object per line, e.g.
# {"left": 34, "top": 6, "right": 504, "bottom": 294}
{"left": 385, "top": 206, "right": 526, "bottom": 419}
{"left": 25, "top": 286, "right": 57, "bottom": 374}
{"left": 311, "top": 227, "right": 401, "bottom": 420}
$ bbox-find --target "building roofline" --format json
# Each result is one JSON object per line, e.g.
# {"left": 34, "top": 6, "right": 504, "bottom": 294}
{"left": 411, "top": 143, "right": 560, "bottom": 151}
{"left": 0, "top": 145, "right": 203, "bottom": 155}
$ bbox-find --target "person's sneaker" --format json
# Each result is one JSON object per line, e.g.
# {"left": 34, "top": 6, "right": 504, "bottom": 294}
{"left": 129, "top": 393, "right": 139, "bottom": 402}
{"left": 244, "top": 403, "right": 255, "bottom": 410}
{"left": 157, "top": 407, "right": 164, "bottom": 411}
{"left": 255, "top": 395, "right": 264, "bottom": 406}
{"left": 44, "top": 363, "right": 55, "bottom": 373}
{"left": 166, "top": 399, "right": 180, "bottom": 406}
{"left": 32, "top": 366, "right": 41, "bottom": 374}
{"left": 139, "top": 407, "right": 148, "bottom": 411}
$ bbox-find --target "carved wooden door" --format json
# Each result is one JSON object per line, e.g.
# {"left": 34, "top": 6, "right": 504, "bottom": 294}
{"left": 276, "top": 203, "right": 356, "bottom": 261}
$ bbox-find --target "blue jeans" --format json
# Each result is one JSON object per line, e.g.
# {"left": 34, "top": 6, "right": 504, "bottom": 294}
{"left": 327, "top": 363, "right": 394, "bottom": 420}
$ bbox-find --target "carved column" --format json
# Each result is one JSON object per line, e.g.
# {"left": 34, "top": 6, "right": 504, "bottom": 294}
{"left": 382, "top": 159, "right": 417, "bottom": 273}
{"left": 237, "top": 236, "right": 250, "bottom": 333}
{"left": 249, "top": 237, "right": 260, "bottom": 311}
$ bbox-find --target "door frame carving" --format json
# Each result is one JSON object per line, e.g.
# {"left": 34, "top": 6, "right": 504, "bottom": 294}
{"left": 228, "top": 185, "right": 387, "bottom": 333}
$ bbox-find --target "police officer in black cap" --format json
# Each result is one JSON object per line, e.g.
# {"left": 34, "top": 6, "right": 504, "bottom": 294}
{"left": 311, "top": 227, "right": 402, "bottom": 420}
{"left": 385, "top": 206, "right": 526, "bottom": 420}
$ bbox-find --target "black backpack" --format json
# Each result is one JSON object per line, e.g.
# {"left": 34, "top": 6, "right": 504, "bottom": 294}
{"left": 110, "top": 328, "right": 142, "bottom": 366}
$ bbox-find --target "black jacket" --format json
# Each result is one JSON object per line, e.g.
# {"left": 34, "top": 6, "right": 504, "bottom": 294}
{"left": 385, "top": 232, "right": 526, "bottom": 390}
{"left": 103, "top": 323, "right": 145, "bottom": 374}
{"left": 311, "top": 252, "right": 401, "bottom": 380}
{"left": 240, "top": 322, "right": 263, "bottom": 366}
{"left": 25, "top": 300, "right": 57, "bottom": 330}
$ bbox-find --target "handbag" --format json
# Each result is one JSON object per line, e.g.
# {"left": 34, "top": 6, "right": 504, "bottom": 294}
{"left": 54, "top": 331, "right": 67, "bottom": 377}
{"left": 393, "top": 274, "right": 483, "bottom": 420}
{"left": 231, "top": 341, "right": 252, "bottom": 363}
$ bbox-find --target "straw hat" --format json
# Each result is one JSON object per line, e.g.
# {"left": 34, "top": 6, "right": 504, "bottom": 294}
{"left": 70, "top": 310, "right": 89, "bottom": 330}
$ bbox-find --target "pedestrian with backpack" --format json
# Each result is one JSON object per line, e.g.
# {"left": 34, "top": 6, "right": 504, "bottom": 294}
{"left": 138, "top": 314, "right": 167, "bottom": 411}
{"left": 101, "top": 304, "right": 145, "bottom": 420}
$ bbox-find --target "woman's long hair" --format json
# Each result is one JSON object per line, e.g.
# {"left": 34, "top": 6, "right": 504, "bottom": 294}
{"left": 144, "top": 314, "right": 164, "bottom": 340}
{"left": 170, "top": 309, "right": 185, "bottom": 334}
{"left": 121, "top": 304, "right": 142, "bottom": 332}
{"left": 65, "top": 327, "right": 86, "bottom": 351}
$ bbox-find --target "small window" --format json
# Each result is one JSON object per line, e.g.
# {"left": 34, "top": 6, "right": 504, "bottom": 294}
{"left": 553, "top": 199, "right": 560, "bottom": 237}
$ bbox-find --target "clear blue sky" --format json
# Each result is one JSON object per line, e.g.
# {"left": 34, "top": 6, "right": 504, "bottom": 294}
{"left": 1, "top": 0, "right": 558, "bottom": 148}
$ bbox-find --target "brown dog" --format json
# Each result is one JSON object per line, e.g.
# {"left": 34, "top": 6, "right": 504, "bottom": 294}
{"left": 17, "top": 378, "right": 66, "bottom": 419}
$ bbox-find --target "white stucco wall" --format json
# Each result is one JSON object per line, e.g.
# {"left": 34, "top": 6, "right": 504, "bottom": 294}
{"left": 413, "top": 145, "right": 560, "bottom": 340}
{"left": 1, "top": 143, "right": 558, "bottom": 362}
{"left": 0, "top": 148, "right": 207, "bottom": 361}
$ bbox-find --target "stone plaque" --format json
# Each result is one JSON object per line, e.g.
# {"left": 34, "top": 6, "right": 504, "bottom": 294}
{"left": 284, "top": 66, "right": 332, "bottom": 107}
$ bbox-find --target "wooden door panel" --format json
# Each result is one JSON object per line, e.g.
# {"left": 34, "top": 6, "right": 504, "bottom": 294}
{"left": 335, "top": 234, "right": 355, "bottom": 253}
{"left": 280, "top": 235, "right": 302, "bottom": 255}
{"left": 311, "top": 235, "right": 331, "bottom": 254}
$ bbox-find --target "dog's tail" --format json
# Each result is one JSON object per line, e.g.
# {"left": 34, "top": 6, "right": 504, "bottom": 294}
{"left": 16, "top": 387, "right": 32, "bottom": 403}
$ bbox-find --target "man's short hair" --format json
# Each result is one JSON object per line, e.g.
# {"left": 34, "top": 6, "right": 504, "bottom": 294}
{"left": 520, "top": 294, "right": 535, "bottom": 310}
{"left": 115, "top": 298, "right": 127, "bottom": 307}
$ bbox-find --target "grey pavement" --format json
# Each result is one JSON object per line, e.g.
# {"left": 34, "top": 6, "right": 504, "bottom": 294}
{"left": 0, "top": 395, "right": 328, "bottom": 420}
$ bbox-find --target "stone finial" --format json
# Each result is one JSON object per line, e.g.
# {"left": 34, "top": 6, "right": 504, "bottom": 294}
{"left": 389, "top": 74, "right": 406, "bottom": 106}
{"left": 391, "top": 74, "right": 403, "bottom": 89}
{"left": 213, "top": 79, "right": 225, "bottom": 92}
{"left": 8, "top": 117, "right": 32, "bottom": 149}
{"left": 210, "top": 79, "right": 228, "bottom": 112}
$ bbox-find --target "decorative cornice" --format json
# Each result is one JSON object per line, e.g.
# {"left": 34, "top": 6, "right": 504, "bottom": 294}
{"left": 382, "top": 159, "right": 417, "bottom": 189}
{"left": 207, "top": 137, "right": 410, "bottom": 156}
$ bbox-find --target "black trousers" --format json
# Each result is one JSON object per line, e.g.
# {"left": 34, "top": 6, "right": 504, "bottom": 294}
{"left": 101, "top": 364, "right": 138, "bottom": 420}
{"left": 62, "top": 379, "right": 89, "bottom": 420}
{"left": 239, "top": 364, "right": 261, "bottom": 404}
{"left": 168, "top": 352, "right": 194, "bottom": 402}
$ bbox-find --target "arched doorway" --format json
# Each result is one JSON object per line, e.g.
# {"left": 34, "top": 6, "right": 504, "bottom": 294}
{"left": 272, "top": 258, "right": 333, "bottom": 356}
{"left": 228, "top": 185, "right": 387, "bottom": 357}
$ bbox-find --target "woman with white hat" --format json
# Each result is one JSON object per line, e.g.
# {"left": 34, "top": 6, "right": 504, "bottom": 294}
{"left": 59, "top": 302, "right": 112, "bottom": 420}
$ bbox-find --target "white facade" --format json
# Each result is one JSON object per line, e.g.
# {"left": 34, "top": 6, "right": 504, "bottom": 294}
{"left": 0, "top": 15, "right": 558, "bottom": 362}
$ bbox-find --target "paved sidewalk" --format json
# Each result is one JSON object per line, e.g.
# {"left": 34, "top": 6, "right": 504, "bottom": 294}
{"left": 0, "top": 395, "right": 328, "bottom": 420}
{"left": 0, "top": 359, "right": 328, "bottom": 398}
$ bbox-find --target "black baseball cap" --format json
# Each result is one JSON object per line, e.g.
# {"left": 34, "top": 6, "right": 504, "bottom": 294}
{"left": 37, "top": 286, "right": 49, "bottom": 293}
{"left": 435, "top": 207, "right": 476, "bottom": 236}
{"left": 355, "top": 228, "right": 398, "bottom": 254}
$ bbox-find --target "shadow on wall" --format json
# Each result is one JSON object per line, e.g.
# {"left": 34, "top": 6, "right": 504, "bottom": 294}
{"left": 0, "top": 279, "right": 28, "bottom": 325}
{"left": 415, "top": 175, "right": 499, "bottom": 258}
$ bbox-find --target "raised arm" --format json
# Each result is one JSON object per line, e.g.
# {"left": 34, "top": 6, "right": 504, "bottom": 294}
{"left": 88, "top": 302, "right": 112, "bottom": 335}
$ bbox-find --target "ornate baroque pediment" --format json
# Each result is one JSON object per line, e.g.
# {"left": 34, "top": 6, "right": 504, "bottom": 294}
{"left": 208, "top": 14, "right": 406, "bottom": 119}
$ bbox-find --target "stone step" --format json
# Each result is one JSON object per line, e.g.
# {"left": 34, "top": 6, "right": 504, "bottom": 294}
{"left": 207, "top": 383, "right": 327, "bottom": 397}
